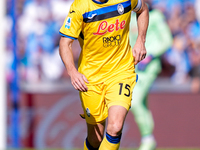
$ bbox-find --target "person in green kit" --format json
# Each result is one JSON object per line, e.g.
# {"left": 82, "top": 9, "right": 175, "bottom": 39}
{"left": 129, "top": 0, "right": 173, "bottom": 149}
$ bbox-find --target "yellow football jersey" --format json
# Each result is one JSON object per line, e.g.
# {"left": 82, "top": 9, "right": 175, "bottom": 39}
{"left": 60, "top": 0, "right": 142, "bottom": 84}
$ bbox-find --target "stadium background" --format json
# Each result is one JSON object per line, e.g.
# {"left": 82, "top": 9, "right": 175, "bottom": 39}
{"left": 1, "top": 0, "right": 200, "bottom": 149}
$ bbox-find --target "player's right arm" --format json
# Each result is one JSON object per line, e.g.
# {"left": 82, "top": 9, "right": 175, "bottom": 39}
{"left": 59, "top": 0, "right": 88, "bottom": 92}
{"left": 59, "top": 37, "right": 88, "bottom": 92}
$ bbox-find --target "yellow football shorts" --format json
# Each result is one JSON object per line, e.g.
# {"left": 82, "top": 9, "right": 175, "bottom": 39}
{"left": 79, "top": 74, "right": 137, "bottom": 125}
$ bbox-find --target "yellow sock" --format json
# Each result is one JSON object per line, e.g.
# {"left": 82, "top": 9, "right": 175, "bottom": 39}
{"left": 99, "top": 133, "right": 121, "bottom": 150}
{"left": 84, "top": 138, "right": 99, "bottom": 150}
{"left": 84, "top": 140, "right": 89, "bottom": 150}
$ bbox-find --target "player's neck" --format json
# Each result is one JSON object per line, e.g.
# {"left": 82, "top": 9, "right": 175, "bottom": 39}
{"left": 96, "top": 0, "right": 107, "bottom": 2}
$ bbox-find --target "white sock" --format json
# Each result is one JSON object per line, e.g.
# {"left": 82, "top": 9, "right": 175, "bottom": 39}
{"left": 141, "top": 135, "right": 155, "bottom": 143}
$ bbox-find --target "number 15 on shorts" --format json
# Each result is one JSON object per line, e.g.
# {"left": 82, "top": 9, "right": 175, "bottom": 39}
{"left": 119, "top": 83, "right": 131, "bottom": 97}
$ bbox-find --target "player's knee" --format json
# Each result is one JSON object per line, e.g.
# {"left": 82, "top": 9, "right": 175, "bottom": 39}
{"left": 107, "top": 122, "right": 123, "bottom": 136}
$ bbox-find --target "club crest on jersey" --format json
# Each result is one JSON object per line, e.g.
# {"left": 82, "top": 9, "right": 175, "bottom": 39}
{"left": 65, "top": 17, "right": 71, "bottom": 29}
{"left": 86, "top": 108, "right": 90, "bottom": 117}
{"left": 117, "top": 4, "right": 124, "bottom": 15}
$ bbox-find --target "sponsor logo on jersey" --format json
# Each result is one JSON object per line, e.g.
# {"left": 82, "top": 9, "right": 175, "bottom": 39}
{"left": 103, "top": 35, "right": 121, "bottom": 47}
{"left": 86, "top": 108, "right": 90, "bottom": 117}
{"left": 88, "top": 13, "right": 97, "bottom": 19}
{"left": 117, "top": 4, "right": 124, "bottom": 15}
{"left": 65, "top": 17, "right": 71, "bottom": 29}
{"left": 93, "top": 19, "right": 126, "bottom": 36}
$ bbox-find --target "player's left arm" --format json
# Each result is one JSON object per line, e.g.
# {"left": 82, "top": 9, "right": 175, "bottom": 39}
{"left": 132, "top": 0, "right": 149, "bottom": 65}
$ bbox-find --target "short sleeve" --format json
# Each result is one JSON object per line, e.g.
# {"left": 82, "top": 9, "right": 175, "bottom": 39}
{"left": 132, "top": 0, "right": 142, "bottom": 12}
{"left": 59, "top": 1, "right": 83, "bottom": 39}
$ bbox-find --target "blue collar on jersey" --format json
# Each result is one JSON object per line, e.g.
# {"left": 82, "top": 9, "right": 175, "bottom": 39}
{"left": 83, "top": 0, "right": 131, "bottom": 23}
{"left": 92, "top": 0, "right": 108, "bottom": 4}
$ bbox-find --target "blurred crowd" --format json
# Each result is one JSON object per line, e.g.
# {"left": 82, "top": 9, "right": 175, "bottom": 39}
{"left": 6, "top": 0, "right": 78, "bottom": 83}
{"left": 153, "top": 0, "right": 200, "bottom": 92}
{"left": 5, "top": 0, "right": 200, "bottom": 92}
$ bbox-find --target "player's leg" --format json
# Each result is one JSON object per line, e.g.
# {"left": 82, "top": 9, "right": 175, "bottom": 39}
{"left": 80, "top": 83, "right": 108, "bottom": 149}
{"left": 99, "top": 76, "right": 136, "bottom": 150}
{"left": 99, "top": 105, "right": 127, "bottom": 150}
{"left": 130, "top": 71, "right": 157, "bottom": 150}
{"left": 131, "top": 87, "right": 154, "bottom": 137}
{"left": 84, "top": 122, "right": 105, "bottom": 149}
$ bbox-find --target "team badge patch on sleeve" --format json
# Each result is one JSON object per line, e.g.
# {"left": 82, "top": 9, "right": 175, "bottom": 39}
{"left": 65, "top": 17, "right": 71, "bottom": 29}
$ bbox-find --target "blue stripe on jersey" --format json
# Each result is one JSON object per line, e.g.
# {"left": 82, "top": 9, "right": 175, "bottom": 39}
{"left": 59, "top": 32, "right": 77, "bottom": 40}
{"left": 82, "top": 0, "right": 131, "bottom": 19}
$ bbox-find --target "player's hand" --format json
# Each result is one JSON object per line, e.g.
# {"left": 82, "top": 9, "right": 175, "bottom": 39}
{"left": 69, "top": 70, "right": 89, "bottom": 92}
{"left": 132, "top": 39, "right": 147, "bottom": 65}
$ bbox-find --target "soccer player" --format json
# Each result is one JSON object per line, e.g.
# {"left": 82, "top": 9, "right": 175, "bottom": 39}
{"left": 59, "top": 0, "right": 149, "bottom": 149}
{"left": 129, "top": 0, "right": 172, "bottom": 149}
